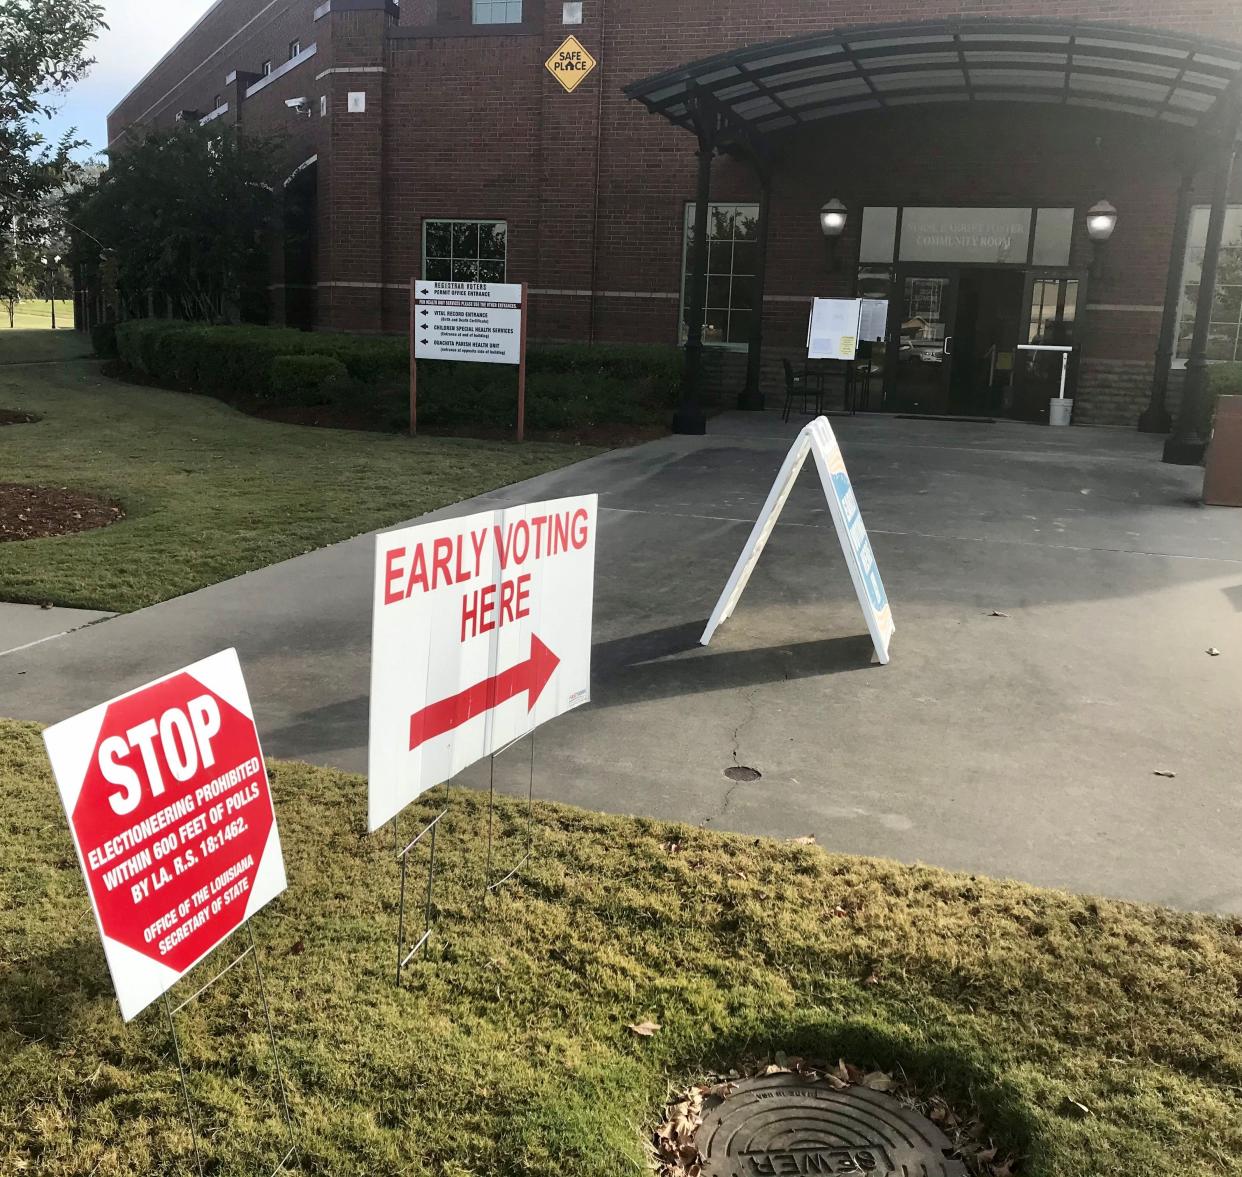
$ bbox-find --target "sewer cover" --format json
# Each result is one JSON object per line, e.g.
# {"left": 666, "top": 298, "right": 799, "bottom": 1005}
{"left": 697, "top": 1074, "right": 968, "bottom": 1177}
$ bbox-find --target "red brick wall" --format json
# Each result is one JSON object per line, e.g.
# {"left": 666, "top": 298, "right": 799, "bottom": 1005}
{"left": 108, "top": 0, "right": 1242, "bottom": 419}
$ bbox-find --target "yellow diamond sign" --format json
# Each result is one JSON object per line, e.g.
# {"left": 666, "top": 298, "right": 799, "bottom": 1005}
{"left": 545, "top": 35, "right": 597, "bottom": 93}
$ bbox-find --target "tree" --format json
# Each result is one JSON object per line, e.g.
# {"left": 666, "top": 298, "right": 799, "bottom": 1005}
{"left": 71, "top": 124, "right": 279, "bottom": 322}
{"left": 0, "top": 0, "right": 106, "bottom": 226}
{"left": 1, "top": 0, "right": 104, "bottom": 326}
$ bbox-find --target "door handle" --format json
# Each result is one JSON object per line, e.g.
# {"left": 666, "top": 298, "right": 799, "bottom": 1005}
{"left": 943, "top": 335, "right": 953, "bottom": 356}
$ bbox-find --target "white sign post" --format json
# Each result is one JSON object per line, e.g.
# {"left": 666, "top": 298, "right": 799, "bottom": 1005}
{"left": 409, "top": 279, "right": 529, "bottom": 439}
{"left": 701, "top": 416, "right": 894, "bottom": 664}
{"left": 368, "top": 494, "right": 597, "bottom": 831}
{"left": 807, "top": 297, "right": 863, "bottom": 361}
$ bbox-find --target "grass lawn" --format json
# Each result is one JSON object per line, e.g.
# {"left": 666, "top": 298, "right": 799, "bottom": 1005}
{"left": 1, "top": 718, "right": 1240, "bottom": 1177}
{"left": 0, "top": 331, "right": 596, "bottom": 611}
{"left": 3, "top": 300, "right": 75, "bottom": 331}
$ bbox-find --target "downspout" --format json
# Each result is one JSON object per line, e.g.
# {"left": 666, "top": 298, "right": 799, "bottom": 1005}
{"left": 586, "top": 0, "right": 607, "bottom": 343}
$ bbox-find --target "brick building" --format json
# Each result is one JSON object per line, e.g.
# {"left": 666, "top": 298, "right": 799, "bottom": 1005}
{"left": 107, "top": 0, "right": 1242, "bottom": 442}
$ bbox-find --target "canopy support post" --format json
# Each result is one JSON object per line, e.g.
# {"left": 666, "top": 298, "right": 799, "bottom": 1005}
{"left": 676, "top": 91, "right": 715, "bottom": 436}
{"left": 740, "top": 162, "right": 772, "bottom": 411}
{"left": 1165, "top": 125, "right": 1239, "bottom": 464}
{"left": 1140, "top": 163, "right": 1196, "bottom": 434}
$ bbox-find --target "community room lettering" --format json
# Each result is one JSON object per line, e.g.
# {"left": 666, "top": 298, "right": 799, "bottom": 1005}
{"left": 382, "top": 506, "right": 592, "bottom": 640}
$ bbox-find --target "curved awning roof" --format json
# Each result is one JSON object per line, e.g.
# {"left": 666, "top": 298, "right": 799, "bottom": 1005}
{"left": 625, "top": 19, "right": 1242, "bottom": 149}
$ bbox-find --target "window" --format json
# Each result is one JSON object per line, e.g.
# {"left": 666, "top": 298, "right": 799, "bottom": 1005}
{"left": 213, "top": 93, "right": 222, "bottom": 111}
{"left": 1176, "top": 206, "right": 1242, "bottom": 362}
{"left": 423, "top": 220, "right": 508, "bottom": 281}
{"left": 680, "top": 202, "right": 759, "bottom": 346}
{"left": 289, "top": 39, "right": 301, "bottom": 59}
{"left": 473, "top": 0, "right": 523, "bottom": 23}
{"left": 562, "top": 1, "right": 583, "bottom": 22}
{"left": 1027, "top": 278, "right": 1078, "bottom": 347}
{"left": 261, "top": 59, "right": 273, "bottom": 76}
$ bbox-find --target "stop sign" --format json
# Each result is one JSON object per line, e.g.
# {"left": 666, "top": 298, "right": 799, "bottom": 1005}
{"left": 43, "top": 650, "right": 286, "bottom": 1021}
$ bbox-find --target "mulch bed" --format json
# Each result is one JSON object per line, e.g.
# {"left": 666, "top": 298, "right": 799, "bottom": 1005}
{"left": 0, "top": 484, "right": 124, "bottom": 542}
{"left": 0, "top": 409, "right": 39, "bottom": 426}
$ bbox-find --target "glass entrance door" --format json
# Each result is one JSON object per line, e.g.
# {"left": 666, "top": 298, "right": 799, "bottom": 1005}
{"left": 887, "top": 269, "right": 958, "bottom": 413}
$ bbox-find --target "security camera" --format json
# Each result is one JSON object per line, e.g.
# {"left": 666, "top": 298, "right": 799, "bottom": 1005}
{"left": 284, "top": 97, "right": 311, "bottom": 117}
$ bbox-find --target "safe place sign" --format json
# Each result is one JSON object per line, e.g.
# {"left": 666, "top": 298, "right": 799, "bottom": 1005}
{"left": 414, "top": 280, "right": 522, "bottom": 365}
{"left": 702, "top": 417, "right": 894, "bottom": 664}
{"left": 545, "top": 35, "right": 596, "bottom": 93}
{"left": 368, "top": 494, "right": 597, "bottom": 830}
{"left": 42, "top": 650, "right": 286, "bottom": 1021}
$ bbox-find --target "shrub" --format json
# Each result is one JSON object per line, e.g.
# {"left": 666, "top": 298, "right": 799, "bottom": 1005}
{"left": 90, "top": 321, "right": 118, "bottom": 358}
{"left": 111, "top": 320, "right": 681, "bottom": 432}
{"left": 1203, "top": 363, "right": 1242, "bottom": 432}
{"left": 270, "top": 354, "right": 350, "bottom": 405}
{"left": 1208, "top": 362, "right": 1242, "bottom": 399}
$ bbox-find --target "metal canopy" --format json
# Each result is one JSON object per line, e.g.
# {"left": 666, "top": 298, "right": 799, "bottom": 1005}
{"left": 625, "top": 19, "right": 1242, "bottom": 147}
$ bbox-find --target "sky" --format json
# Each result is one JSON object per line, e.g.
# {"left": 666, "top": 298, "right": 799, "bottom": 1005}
{"left": 35, "top": 0, "right": 218, "bottom": 159}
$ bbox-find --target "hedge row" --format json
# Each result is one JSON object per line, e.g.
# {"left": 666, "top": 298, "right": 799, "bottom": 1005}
{"left": 110, "top": 320, "right": 680, "bottom": 431}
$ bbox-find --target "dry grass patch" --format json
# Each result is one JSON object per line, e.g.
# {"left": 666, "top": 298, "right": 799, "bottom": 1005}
{"left": 1, "top": 717, "right": 1240, "bottom": 1176}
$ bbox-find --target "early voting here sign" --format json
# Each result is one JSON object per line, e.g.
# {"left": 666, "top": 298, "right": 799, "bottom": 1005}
{"left": 369, "top": 494, "right": 597, "bottom": 831}
{"left": 42, "top": 649, "right": 286, "bottom": 1021}
{"left": 702, "top": 417, "right": 894, "bottom": 663}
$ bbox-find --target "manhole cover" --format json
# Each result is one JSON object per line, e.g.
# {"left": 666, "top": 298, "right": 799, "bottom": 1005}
{"left": 724, "top": 766, "right": 761, "bottom": 783}
{"left": 697, "top": 1074, "right": 967, "bottom": 1177}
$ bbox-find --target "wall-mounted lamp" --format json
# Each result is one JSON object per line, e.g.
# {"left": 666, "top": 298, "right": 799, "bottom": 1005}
{"left": 820, "top": 198, "right": 848, "bottom": 271}
{"left": 820, "top": 198, "right": 848, "bottom": 238}
{"left": 1086, "top": 200, "right": 1118, "bottom": 280}
{"left": 1085, "top": 200, "right": 1118, "bottom": 242}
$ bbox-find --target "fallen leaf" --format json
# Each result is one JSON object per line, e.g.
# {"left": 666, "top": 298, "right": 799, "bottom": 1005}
{"left": 790, "top": 835, "right": 816, "bottom": 845}
{"left": 1059, "top": 1096, "right": 1091, "bottom": 1119}
{"left": 1207, "top": 647, "right": 1221, "bottom": 656}
{"left": 862, "top": 1070, "right": 896, "bottom": 1092}
{"left": 628, "top": 1020, "right": 661, "bottom": 1037}
{"left": 1153, "top": 770, "right": 1176, "bottom": 778}
{"left": 989, "top": 610, "right": 1010, "bottom": 618}
{"left": 863, "top": 973, "right": 880, "bottom": 986}
{"left": 287, "top": 938, "right": 305, "bottom": 956}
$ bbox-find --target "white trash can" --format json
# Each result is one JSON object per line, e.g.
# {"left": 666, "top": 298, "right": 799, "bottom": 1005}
{"left": 1048, "top": 398, "right": 1073, "bottom": 427}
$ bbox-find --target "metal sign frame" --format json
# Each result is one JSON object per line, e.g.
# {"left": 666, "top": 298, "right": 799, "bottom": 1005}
{"left": 162, "top": 923, "right": 295, "bottom": 1177}
{"left": 409, "top": 278, "right": 529, "bottom": 440}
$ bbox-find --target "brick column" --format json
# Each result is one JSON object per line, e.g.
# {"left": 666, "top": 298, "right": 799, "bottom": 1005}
{"left": 319, "top": 10, "right": 391, "bottom": 331}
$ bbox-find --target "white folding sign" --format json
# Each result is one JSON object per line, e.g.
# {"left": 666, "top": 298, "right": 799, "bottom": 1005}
{"left": 42, "top": 649, "right": 286, "bottom": 1021}
{"left": 413, "top": 280, "right": 523, "bottom": 365}
{"left": 807, "top": 297, "right": 863, "bottom": 361}
{"left": 702, "top": 417, "right": 894, "bottom": 664}
{"left": 368, "top": 494, "right": 597, "bottom": 831}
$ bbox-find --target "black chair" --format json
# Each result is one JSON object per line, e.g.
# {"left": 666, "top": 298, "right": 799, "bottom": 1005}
{"left": 782, "top": 358, "right": 821, "bottom": 422}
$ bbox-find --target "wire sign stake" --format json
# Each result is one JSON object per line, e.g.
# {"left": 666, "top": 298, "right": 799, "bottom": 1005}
{"left": 393, "top": 780, "right": 451, "bottom": 984}
{"left": 162, "top": 925, "right": 296, "bottom": 1176}
{"left": 485, "top": 732, "right": 538, "bottom": 896}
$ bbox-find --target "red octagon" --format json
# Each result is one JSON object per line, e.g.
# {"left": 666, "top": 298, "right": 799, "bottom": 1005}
{"left": 72, "top": 672, "right": 273, "bottom": 975}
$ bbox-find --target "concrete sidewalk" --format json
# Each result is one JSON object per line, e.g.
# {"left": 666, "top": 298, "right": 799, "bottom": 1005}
{"left": 3, "top": 412, "right": 1240, "bottom": 912}
{"left": 0, "top": 602, "right": 114, "bottom": 657}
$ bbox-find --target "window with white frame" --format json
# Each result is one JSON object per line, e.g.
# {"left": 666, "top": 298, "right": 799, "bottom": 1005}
{"left": 1176, "top": 206, "right": 1242, "bottom": 362}
{"left": 473, "top": 0, "right": 522, "bottom": 23}
{"left": 261, "top": 59, "right": 272, "bottom": 76}
{"left": 680, "top": 202, "right": 760, "bottom": 346}
{"left": 289, "top": 39, "right": 301, "bottom": 59}
{"left": 423, "top": 220, "right": 507, "bottom": 281}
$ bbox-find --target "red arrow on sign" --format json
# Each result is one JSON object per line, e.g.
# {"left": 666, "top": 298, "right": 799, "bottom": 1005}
{"left": 408, "top": 634, "right": 560, "bottom": 750}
